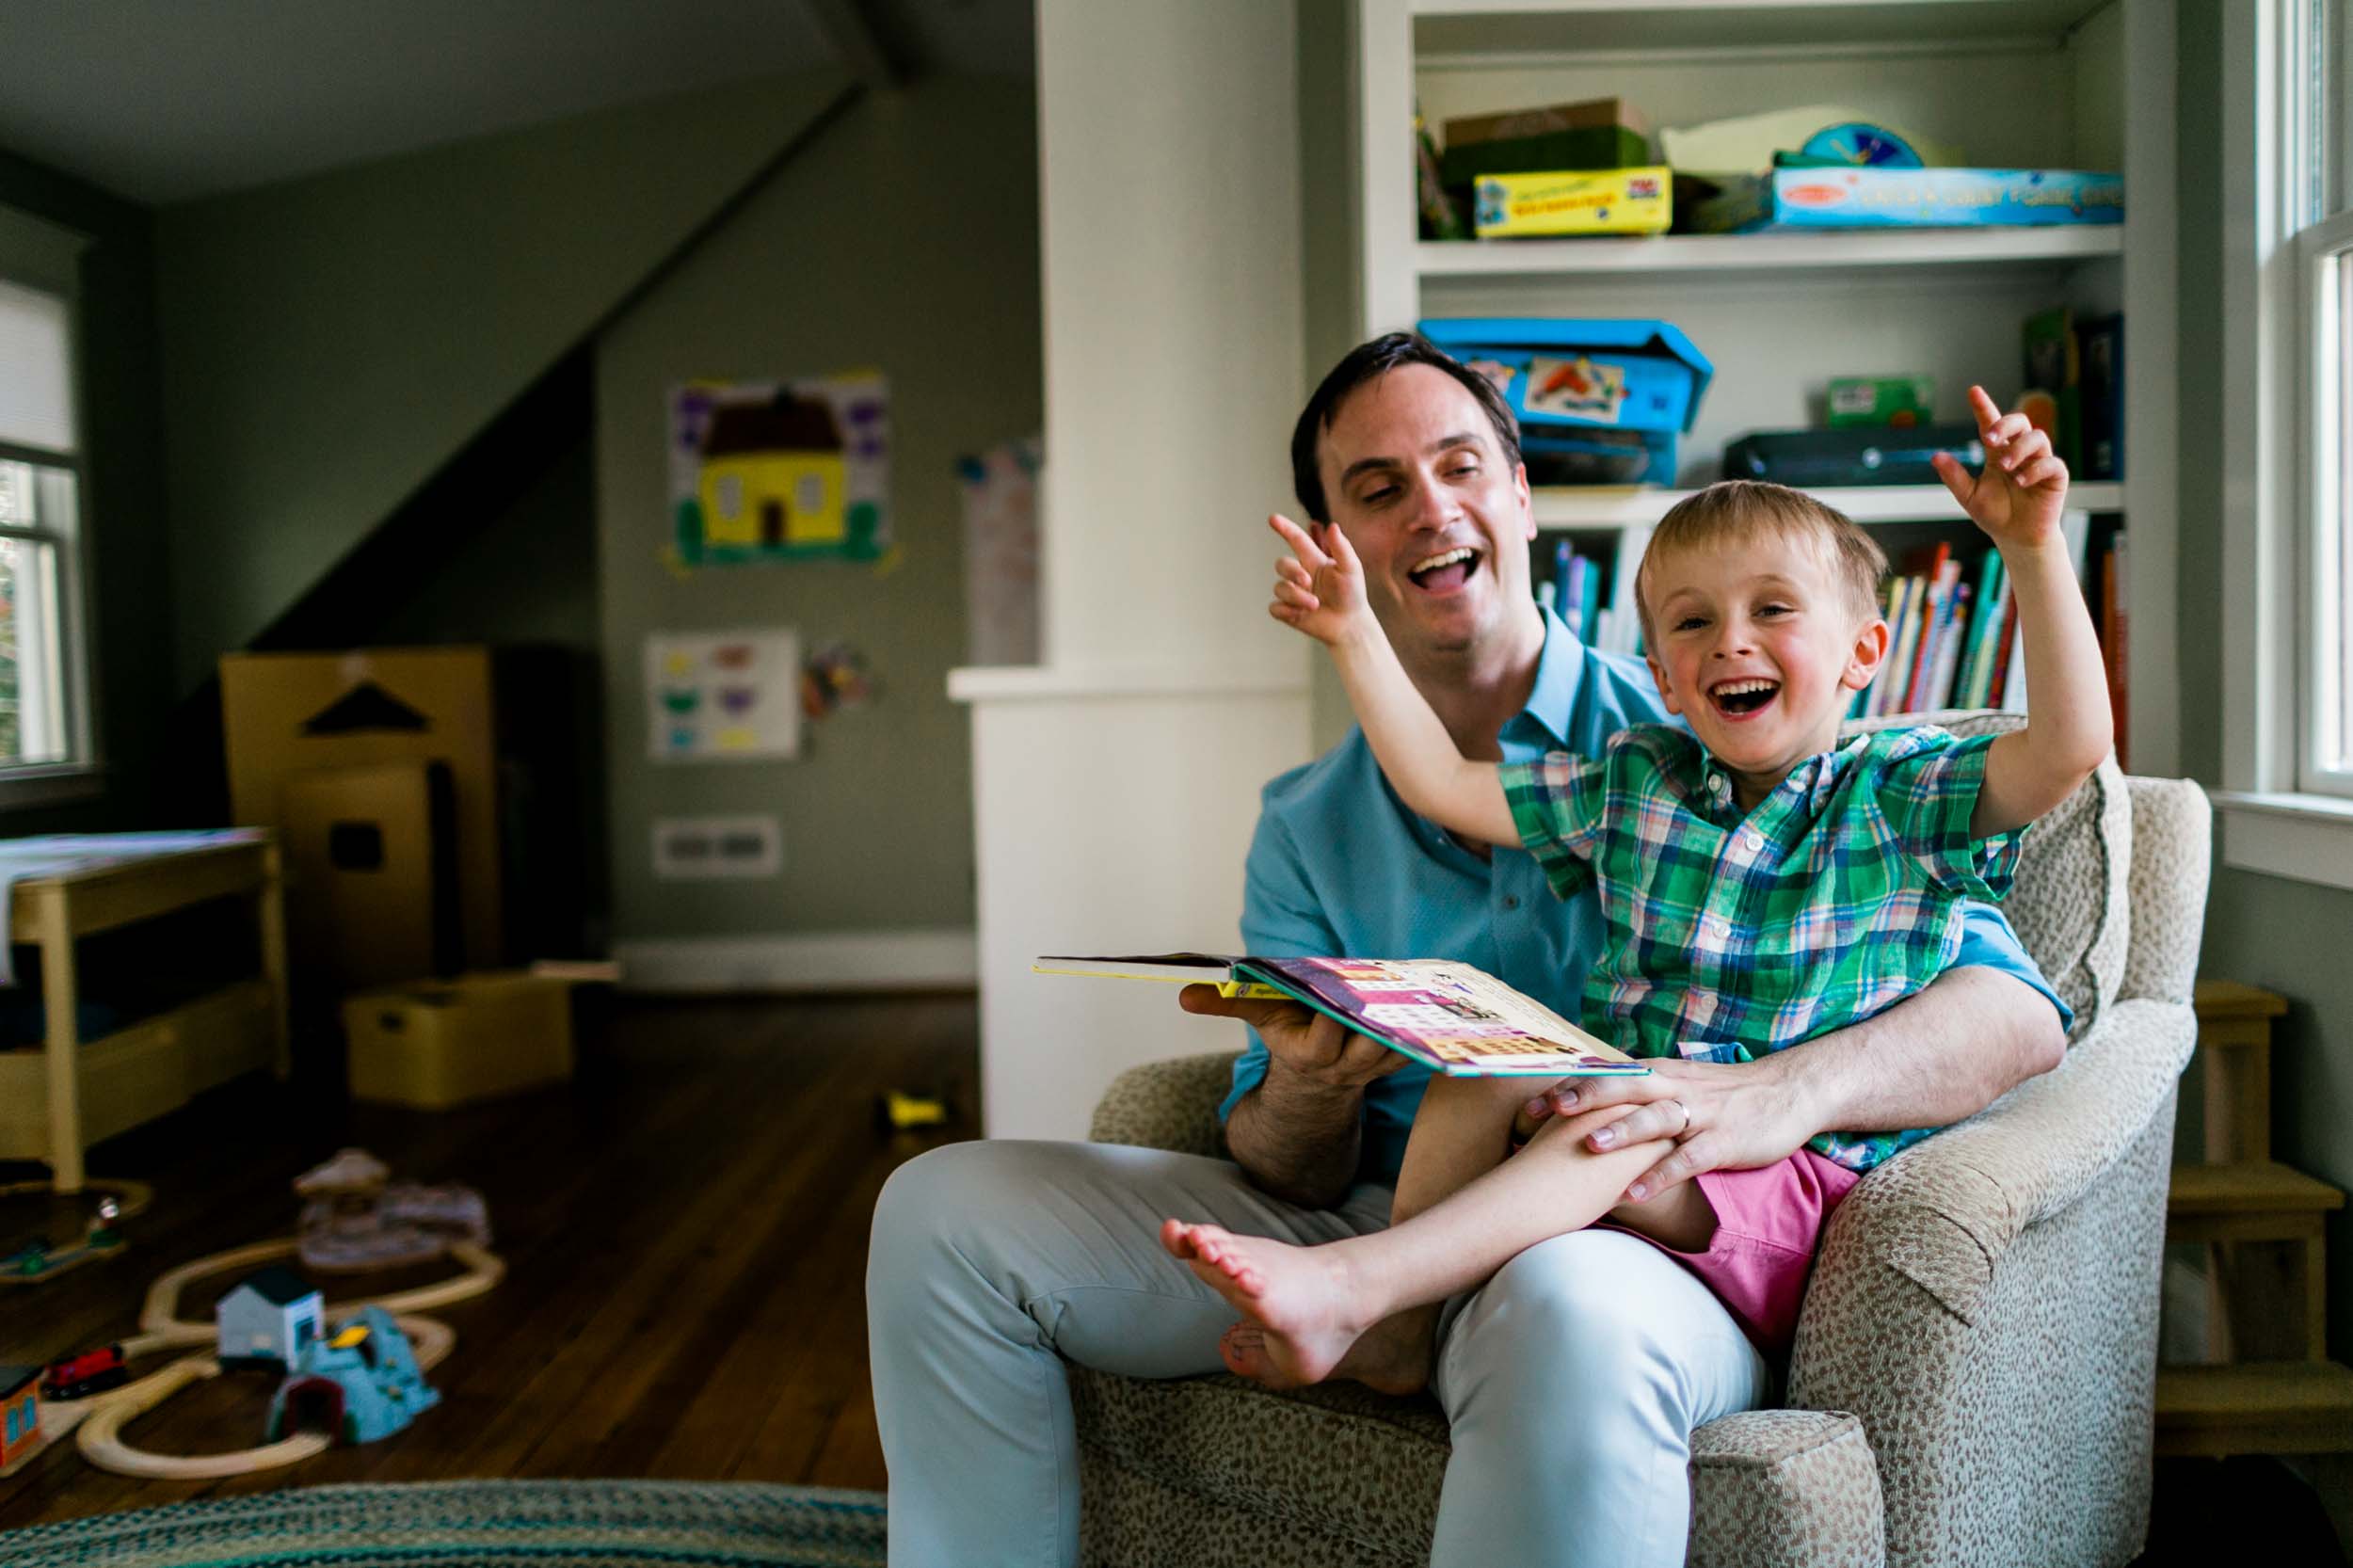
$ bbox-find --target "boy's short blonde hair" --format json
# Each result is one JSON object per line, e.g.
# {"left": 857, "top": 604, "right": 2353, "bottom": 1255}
{"left": 1633, "top": 480, "right": 1888, "bottom": 645}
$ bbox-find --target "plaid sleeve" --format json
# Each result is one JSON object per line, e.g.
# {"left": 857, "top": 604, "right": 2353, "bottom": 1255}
{"left": 1499, "top": 749, "right": 1607, "bottom": 901}
{"left": 1868, "top": 728, "right": 2025, "bottom": 902}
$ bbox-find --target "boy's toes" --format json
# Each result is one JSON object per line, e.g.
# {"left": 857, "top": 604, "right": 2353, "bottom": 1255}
{"left": 1159, "top": 1218, "right": 1194, "bottom": 1259}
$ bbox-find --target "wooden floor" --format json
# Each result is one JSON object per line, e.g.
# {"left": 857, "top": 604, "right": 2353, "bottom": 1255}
{"left": 0, "top": 992, "right": 979, "bottom": 1530}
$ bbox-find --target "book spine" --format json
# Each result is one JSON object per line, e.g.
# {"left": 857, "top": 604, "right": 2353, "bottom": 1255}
{"left": 1961, "top": 551, "right": 2007, "bottom": 707}
{"left": 1872, "top": 577, "right": 1914, "bottom": 716}
{"left": 1929, "top": 581, "right": 1970, "bottom": 710}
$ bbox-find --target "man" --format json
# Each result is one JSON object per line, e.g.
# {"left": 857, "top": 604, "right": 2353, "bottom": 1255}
{"left": 867, "top": 333, "right": 2068, "bottom": 1566}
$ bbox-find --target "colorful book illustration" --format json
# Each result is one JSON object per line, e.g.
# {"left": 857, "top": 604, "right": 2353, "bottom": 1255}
{"left": 1034, "top": 952, "right": 1651, "bottom": 1079}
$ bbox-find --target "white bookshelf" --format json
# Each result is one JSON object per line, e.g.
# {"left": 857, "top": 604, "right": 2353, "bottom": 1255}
{"left": 1417, "top": 227, "right": 2123, "bottom": 282}
{"left": 1531, "top": 480, "right": 2126, "bottom": 532}
{"left": 1339, "top": 0, "right": 2178, "bottom": 769}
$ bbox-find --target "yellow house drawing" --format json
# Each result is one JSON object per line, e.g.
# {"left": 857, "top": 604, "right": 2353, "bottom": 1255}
{"left": 696, "top": 396, "right": 848, "bottom": 550}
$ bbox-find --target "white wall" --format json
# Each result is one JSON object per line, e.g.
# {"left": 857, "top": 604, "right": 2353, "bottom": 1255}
{"left": 955, "top": 0, "right": 1315, "bottom": 1139}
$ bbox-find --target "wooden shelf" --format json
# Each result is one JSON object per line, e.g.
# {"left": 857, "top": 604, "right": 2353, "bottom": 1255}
{"left": 2169, "top": 1161, "right": 2346, "bottom": 1220}
{"left": 1411, "top": 0, "right": 2112, "bottom": 56}
{"left": 1418, "top": 228, "right": 2122, "bottom": 284}
{"left": 2154, "top": 1362, "right": 2353, "bottom": 1458}
{"left": 1531, "top": 481, "right": 2125, "bottom": 532}
{"left": 2194, "top": 979, "right": 2291, "bottom": 1024}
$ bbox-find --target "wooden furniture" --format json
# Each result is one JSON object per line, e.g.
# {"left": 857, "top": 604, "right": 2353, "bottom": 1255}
{"left": 0, "top": 832, "right": 289, "bottom": 1193}
{"left": 2153, "top": 981, "right": 2353, "bottom": 1457}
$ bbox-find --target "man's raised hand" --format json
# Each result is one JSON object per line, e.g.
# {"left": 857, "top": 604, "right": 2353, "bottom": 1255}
{"left": 1930, "top": 385, "right": 2069, "bottom": 550}
{"left": 1268, "top": 514, "right": 1374, "bottom": 648}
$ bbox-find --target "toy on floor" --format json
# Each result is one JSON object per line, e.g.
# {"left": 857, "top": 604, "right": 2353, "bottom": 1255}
{"left": 0, "top": 1367, "right": 39, "bottom": 1469}
{"left": 876, "top": 1088, "right": 950, "bottom": 1132}
{"left": 266, "top": 1305, "right": 439, "bottom": 1444}
{"left": 40, "top": 1345, "right": 128, "bottom": 1400}
{"left": 216, "top": 1265, "right": 326, "bottom": 1369}
{"left": 296, "top": 1147, "right": 492, "bottom": 1272}
{"left": 0, "top": 1154, "right": 504, "bottom": 1482}
{"left": 0, "top": 1181, "right": 151, "bottom": 1285}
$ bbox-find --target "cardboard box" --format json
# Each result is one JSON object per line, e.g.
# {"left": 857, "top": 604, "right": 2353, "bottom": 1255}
{"left": 1472, "top": 168, "right": 1673, "bottom": 238}
{"left": 344, "top": 971, "right": 573, "bottom": 1110}
{"left": 1418, "top": 317, "right": 1713, "bottom": 486}
{"left": 223, "top": 649, "right": 503, "bottom": 978}
{"left": 1689, "top": 167, "right": 2122, "bottom": 232}
{"left": 280, "top": 760, "right": 460, "bottom": 993}
{"left": 1441, "top": 97, "right": 1651, "bottom": 187}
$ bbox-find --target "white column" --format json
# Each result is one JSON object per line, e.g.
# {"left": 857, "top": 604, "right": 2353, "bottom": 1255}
{"left": 952, "top": 0, "right": 1316, "bottom": 1138}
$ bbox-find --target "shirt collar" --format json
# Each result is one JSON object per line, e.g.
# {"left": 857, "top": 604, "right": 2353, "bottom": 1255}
{"left": 1510, "top": 607, "right": 1586, "bottom": 750}
{"left": 1689, "top": 731, "right": 1873, "bottom": 824}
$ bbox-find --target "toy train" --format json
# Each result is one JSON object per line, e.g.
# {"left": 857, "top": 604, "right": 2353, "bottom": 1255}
{"left": 41, "top": 1344, "right": 128, "bottom": 1400}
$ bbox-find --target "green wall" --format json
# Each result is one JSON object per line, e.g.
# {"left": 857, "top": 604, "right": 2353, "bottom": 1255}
{"left": 597, "top": 76, "right": 1039, "bottom": 940}
{"left": 155, "top": 72, "right": 856, "bottom": 696}
{"left": 0, "top": 152, "right": 176, "bottom": 830}
{"left": 2174, "top": 3, "right": 2353, "bottom": 1366}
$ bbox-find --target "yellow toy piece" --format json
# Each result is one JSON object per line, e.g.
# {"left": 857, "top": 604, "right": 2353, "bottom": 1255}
{"left": 879, "top": 1089, "right": 949, "bottom": 1131}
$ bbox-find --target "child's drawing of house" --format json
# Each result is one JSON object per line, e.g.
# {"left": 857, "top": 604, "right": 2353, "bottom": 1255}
{"left": 696, "top": 395, "right": 846, "bottom": 550}
{"left": 216, "top": 1265, "right": 326, "bottom": 1368}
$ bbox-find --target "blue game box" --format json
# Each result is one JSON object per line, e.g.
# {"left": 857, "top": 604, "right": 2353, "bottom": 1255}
{"left": 1689, "top": 167, "right": 2124, "bottom": 233}
{"left": 1418, "top": 318, "right": 1714, "bottom": 488}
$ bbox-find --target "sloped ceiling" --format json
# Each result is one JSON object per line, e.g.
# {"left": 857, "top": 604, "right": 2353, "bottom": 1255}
{"left": 0, "top": 0, "right": 1031, "bottom": 204}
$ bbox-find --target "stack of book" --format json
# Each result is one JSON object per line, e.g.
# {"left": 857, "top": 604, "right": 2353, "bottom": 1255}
{"left": 1851, "top": 512, "right": 2098, "bottom": 720}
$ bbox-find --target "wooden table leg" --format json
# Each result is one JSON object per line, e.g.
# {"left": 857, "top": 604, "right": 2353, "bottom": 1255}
{"left": 258, "top": 839, "right": 291, "bottom": 1080}
{"left": 38, "top": 884, "right": 82, "bottom": 1193}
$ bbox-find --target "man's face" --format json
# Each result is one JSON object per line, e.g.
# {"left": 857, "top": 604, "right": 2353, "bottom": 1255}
{"left": 1316, "top": 364, "right": 1536, "bottom": 660}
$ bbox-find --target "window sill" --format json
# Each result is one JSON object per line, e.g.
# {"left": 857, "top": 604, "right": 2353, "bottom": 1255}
{"left": 2214, "top": 790, "right": 2353, "bottom": 892}
{"left": 0, "top": 764, "right": 105, "bottom": 812}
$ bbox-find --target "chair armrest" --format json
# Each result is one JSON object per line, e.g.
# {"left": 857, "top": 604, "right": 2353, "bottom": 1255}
{"left": 1088, "top": 1049, "right": 1241, "bottom": 1157}
{"left": 1806, "top": 996, "right": 2196, "bottom": 1326}
{"left": 1788, "top": 997, "right": 2193, "bottom": 1560}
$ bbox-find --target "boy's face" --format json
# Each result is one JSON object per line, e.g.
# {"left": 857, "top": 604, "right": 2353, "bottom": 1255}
{"left": 1641, "top": 532, "right": 1889, "bottom": 784}
{"left": 1317, "top": 364, "right": 1538, "bottom": 662}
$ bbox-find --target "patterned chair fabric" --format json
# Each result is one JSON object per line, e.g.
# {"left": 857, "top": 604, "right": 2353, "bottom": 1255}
{"left": 1078, "top": 721, "right": 2211, "bottom": 1568}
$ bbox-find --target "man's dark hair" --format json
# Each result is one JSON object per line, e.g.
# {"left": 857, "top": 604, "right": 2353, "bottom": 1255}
{"left": 1289, "top": 332, "right": 1523, "bottom": 522}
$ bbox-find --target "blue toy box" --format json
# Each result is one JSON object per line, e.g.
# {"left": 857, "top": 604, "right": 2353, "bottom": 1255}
{"left": 1419, "top": 318, "right": 1714, "bottom": 487}
{"left": 1689, "top": 168, "right": 2123, "bottom": 233}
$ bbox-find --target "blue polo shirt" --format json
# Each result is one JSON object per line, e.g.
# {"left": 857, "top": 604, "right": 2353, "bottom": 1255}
{"left": 1220, "top": 608, "right": 2070, "bottom": 1185}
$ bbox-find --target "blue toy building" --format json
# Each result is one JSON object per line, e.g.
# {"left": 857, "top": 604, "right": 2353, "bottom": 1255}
{"left": 264, "top": 1305, "right": 438, "bottom": 1445}
{"left": 217, "top": 1264, "right": 325, "bottom": 1369}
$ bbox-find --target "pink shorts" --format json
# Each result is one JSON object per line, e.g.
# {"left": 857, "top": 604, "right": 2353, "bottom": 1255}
{"left": 1604, "top": 1151, "right": 1861, "bottom": 1358}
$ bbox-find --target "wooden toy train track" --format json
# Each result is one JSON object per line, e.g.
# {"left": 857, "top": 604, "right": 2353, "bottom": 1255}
{"left": 7, "top": 1235, "right": 502, "bottom": 1480}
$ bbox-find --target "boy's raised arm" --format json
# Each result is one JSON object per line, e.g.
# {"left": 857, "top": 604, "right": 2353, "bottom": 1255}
{"left": 1268, "top": 514, "right": 1521, "bottom": 846}
{"left": 1930, "top": 387, "right": 2114, "bottom": 837}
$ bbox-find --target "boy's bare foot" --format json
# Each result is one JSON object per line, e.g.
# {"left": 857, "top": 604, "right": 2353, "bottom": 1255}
{"left": 1160, "top": 1218, "right": 1389, "bottom": 1388}
{"left": 1220, "top": 1310, "right": 1433, "bottom": 1396}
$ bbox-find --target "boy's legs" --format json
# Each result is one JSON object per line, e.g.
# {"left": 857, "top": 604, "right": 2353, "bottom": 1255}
{"left": 867, "top": 1137, "right": 1393, "bottom": 1568}
{"left": 1164, "top": 1098, "right": 1673, "bottom": 1386}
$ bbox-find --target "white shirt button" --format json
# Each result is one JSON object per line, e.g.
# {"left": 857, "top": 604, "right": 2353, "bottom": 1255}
{"left": 1738, "top": 826, "right": 1765, "bottom": 853}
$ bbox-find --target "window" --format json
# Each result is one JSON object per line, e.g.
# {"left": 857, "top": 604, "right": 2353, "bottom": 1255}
{"left": 2299, "top": 0, "right": 2353, "bottom": 794}
{"left": 0, "top": 240, "right": 95, "bottom": 785}
{"left": 2217, "top": 0, "right": 2353, "bottom": 887}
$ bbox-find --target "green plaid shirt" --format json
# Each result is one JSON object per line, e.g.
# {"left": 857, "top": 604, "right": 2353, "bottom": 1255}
{"left": 1499, "top": 724, "right": 2024, "bottom": 1172}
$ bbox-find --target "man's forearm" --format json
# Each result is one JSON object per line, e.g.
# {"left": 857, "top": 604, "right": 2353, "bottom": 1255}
{"left": 1783, "top": 965, "right": 2066, "bottom": 1135}
{"left": 1225, "top": 1070, "right": 1367, "bottom": 1208}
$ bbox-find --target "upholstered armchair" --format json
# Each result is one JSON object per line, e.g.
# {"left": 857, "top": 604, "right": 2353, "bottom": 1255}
{"left": 1073, "top": 714, "right": 2212, "bottom": 1568}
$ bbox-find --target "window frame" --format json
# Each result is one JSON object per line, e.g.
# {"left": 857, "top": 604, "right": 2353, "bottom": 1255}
{"left": 0, "top": 203, "right": 104, "bottom": 808}
{"left": 2217, "top": 0, "right": 2353, "bottom": 889}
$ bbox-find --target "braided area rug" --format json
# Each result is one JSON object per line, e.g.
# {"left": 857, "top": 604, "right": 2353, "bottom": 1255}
{"left": 0, "top": 1481, "right": 887, "bottom": 1568}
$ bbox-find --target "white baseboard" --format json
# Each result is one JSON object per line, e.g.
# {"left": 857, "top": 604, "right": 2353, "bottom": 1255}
{"left": 611, "top": 928, "right": 978, "bottom": 994}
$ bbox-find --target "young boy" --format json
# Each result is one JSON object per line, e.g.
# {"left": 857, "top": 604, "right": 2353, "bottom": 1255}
{"left": 1162, "top": 387, "right": 2111, "bottom": 1391}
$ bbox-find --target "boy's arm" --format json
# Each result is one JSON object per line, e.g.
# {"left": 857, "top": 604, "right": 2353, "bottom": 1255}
{"left": 1930, "top": 387, "right": 2114, "bottom": 836}
{"left": 1268, "top": 514, "right": 1521, "bottom": 846}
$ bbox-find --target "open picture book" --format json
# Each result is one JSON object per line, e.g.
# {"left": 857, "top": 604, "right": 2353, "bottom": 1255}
{"left": 1033, "top": 952, "right": 1650, "bottom": 1080}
